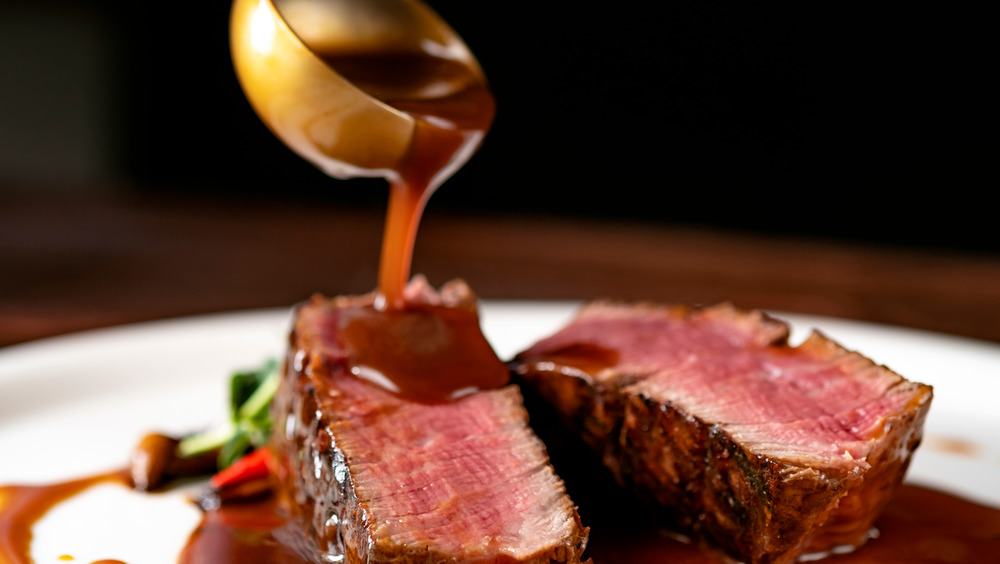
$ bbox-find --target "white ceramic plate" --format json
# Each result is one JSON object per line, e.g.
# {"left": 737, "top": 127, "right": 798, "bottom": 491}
{"left": 1, "top": 302, "right": 998, "bottom": 563}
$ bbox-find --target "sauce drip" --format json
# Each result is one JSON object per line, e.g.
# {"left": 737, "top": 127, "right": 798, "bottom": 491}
{"left": 306, "top": 41, "right": 503, "bottom": 402}
{"left": 314, "top": 49, "right": 495, "bottom": 308}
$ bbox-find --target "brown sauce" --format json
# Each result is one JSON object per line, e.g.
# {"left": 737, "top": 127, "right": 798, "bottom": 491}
{"left": 0, "top": 470, "right": 128, "bottom": 564}
{"left": 580, "top": 484, "right": 1000, "bottom": 564}
{"left": 515, "top": 343, "right": 622, "bottom": 378}
{"left": 338, "top": 300, "right": 509, "bottom": 403}
{"left": 372, "top": 92, "right": 492, "bottom": 311}
{"left": 177, "top": 496, "right": 313, "bottom": 564}
{"left": 2, "top": 472, "right": 997, "bottom": 563}
{"left": 302, "top": 41, "right": 504, "bottom": 402}
{"left": 313, "top": 47, "right": 495, "bottom": 310}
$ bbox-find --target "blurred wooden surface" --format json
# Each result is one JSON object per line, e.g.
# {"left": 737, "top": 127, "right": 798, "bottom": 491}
{"left": 2, "top": 192, "right": 1000, "bottom": 349}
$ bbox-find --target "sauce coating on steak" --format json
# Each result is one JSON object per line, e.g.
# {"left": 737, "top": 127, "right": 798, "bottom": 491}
{"left": 271, "top": 280, "right": 589, "bottom": 563}
{"left": 512, "top": 302, "right": 932, "bottom": 564}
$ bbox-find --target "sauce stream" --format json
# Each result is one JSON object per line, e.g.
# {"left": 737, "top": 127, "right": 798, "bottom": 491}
{"left": 311, "top": 48, "right": 495, "bottom": 309}
{"left": 305, "top": 41, "right": 500, "bottom": 403}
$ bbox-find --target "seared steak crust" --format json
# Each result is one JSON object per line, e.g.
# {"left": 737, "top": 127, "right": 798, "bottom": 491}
{"left": 512, "top": 302, "right": 932, "bottom": 564}
{"left": 271, "top": 283, "right": 588, "bottom": 564}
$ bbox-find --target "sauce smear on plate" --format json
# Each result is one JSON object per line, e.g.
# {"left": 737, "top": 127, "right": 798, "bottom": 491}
{"left": 578, "top": 484, "right": 1000, "bottom": 563}
{"left": 0, "top": 471, "right": 127, "bottom": 564}
{"left": 2, "top": 475, "right": 997, "bottom": 563}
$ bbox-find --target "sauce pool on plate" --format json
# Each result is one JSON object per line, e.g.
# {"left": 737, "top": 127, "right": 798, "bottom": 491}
{"left": 2, "top": 474, "right": 998, "bottom": 563}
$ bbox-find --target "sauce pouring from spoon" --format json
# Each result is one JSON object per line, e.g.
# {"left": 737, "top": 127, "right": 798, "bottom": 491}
{"left": 230, "top": 0, "right": 506, "bottom": 402}
{"left": 230, "top": 0, "right": 495, "bottom": 310}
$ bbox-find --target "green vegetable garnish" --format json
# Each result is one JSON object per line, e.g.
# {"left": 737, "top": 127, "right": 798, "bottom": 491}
{"left": 178, "top": 358, "right": 279, "bottom": 468}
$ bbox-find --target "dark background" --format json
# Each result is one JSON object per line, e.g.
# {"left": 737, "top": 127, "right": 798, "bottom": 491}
{"left": 1, "top": 1, "right": 994, "bottom": 253}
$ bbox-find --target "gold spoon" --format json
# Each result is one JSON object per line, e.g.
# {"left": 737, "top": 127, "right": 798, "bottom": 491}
{"left": 229, "top": 0, "right": 490, "bottom": 181}
{"left": 230, "top": 0, "right": 494, "bottom": 307}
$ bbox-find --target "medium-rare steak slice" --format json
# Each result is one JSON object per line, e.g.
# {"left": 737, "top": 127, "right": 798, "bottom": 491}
{"left": 512, "top": 302, "right": 932, "bottom": 564}
{"left": 271, "top": 279, "right": 588, "bottom": 564}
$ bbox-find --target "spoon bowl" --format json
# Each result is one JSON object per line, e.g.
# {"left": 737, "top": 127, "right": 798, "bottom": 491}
{"left": 229, "top": 0, "right": 488, "bottom": 180}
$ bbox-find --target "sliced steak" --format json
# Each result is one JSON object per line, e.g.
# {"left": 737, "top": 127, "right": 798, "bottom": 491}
{"left": 512, "top": 302, "right": 932, "bottom": 564}
{"left": 270, "top": 280, "right": 588, "bottom": 564}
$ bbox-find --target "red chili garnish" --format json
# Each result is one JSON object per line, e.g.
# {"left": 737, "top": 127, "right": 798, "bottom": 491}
{"left": 210, "top": 447, "right": 272, "bottom": 490}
